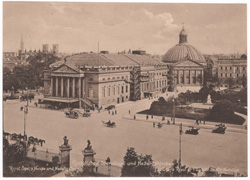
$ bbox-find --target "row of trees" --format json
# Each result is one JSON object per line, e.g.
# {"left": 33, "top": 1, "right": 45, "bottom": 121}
{"left": 3, "top": 53, "right": 60, "bottom": 92}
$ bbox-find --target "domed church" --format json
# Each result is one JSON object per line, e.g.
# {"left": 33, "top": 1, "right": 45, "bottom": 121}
{"left": 163, "top": 27, "right": 206, "bottom": 87}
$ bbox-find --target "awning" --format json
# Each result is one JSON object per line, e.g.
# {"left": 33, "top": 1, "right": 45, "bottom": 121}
{"left": 39, "top": 97, "right": 79, "bottom": 103}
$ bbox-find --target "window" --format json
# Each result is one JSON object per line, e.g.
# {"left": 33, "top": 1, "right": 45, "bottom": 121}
{"left": 225, "top": 73, "right": 227, "bottom": 77}
{"left": 230, "top": 67, "right": 232, "bottom": 70}
{"left": 122, "top": 86, "right": 124, "bottom": 93}
{"left": 117, "top": 86, "right": 120, "bottom": 94}
{"left": 126, "top": 85, "right": 128, "bottom": 93}
{"left": 221, "top": 67, "right": 223, "bottom": 70}
{"left": 108, "top": 87, "right": 111, "bottom": 96}
{"left": 237, "top": 67, "right": 239, "bottom": 70}
{"left": 102, "top": 88, "right": 105, "bottom": 97}
{"left": 243, "top": 67, "right": 245, "bottom": 70}
{"left": 225, "top": 67, "right": 227, "bottom": 70}
{"left": 117, "top": 77, "right": 120, "bottom": 79}
{"left": 122, "top": 76, "right": 124, "bottom": 79}
{"left": 102, "top": 78, "right": 105, "bottom": 81}
{"left": 112, "top": 77, "right": 115, "bottom": 79}
{"left": 221, "top": 73, "right": 223, "bottom": 77}
{"left": 243, "top": 74, "right": 245, "bottom": 77}
{"left": 230, "top": 73, "right": 232, "bottom": 77}
{"left": 113, "top": 87, "right": 115, "bottom": 95}
{"left": 237, "top": 74, "right": 239, "bottom": 78}
{"left": 157, "top": 81, "right": 158, "bottom": 88}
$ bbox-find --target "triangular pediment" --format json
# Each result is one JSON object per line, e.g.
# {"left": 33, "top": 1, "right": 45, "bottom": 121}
{"left": 53, "top": 64, "right": 79, "bottom": 74}
{"left": 173, "top": 59, "right": 203, "bottom": 67}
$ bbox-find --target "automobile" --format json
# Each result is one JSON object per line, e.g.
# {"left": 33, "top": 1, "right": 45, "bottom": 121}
{"left": 185, "top": 126, "right": 200, "bottom": 135}
{"left": 212, "top": 124, "right": 226, "bottom": 134}
{"left": 82, "top": 112, "right": 91, "bottom": 117}
{"left": 65, "top": 110, "right": 79, "bottom": 119}
{"left": 105, "top": 105, "right": 116, "bottom": 110}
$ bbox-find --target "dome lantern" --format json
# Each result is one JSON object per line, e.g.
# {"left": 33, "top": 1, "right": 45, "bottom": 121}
{"left": 179, "top": 27, "right": 188, "bottom": 44}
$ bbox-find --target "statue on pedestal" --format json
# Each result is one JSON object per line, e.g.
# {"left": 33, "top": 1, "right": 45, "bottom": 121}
{"left": 206, "top": 94, "right": 212, "bottom": 104}
{"left": 84, "top": 140, "right": 93, "bottom": 152}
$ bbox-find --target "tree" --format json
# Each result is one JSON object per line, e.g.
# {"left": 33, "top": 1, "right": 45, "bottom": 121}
{"left": 225, "top": 78, "right": 235, "bottom": 89}
{"left": 121, "top": 147, "right": 155, "bottom": 177}
{"left": 206, "top": 99, "right": 238, "bottom": 123}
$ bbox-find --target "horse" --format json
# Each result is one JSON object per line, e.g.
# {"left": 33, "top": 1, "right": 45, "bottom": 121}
{"left": 38, "top": 139, "right": 45, "bottom": 146}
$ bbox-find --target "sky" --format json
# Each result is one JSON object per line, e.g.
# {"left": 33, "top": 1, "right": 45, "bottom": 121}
{"left": 3, "top": 2, "right": 247, "bottom": 55}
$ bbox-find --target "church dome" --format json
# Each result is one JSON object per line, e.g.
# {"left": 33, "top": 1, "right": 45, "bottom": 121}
{"left": 163, "top": 28, "right": 206, "bottom": 64}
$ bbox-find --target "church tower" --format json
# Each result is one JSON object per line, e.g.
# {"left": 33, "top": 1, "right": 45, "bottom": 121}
{"left": 20, "top": 34, "right": 24, "bottom": 54}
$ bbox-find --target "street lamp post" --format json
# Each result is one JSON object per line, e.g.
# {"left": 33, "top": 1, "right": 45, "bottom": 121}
{"left": 173, "top": 98, "right": 175, "bottom": 124}
{"left": 179, "top": 123, "right": 183, "bottom": 168}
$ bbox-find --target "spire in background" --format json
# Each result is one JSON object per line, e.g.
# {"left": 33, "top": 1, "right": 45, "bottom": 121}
{"left": 20, "top": 33, "right": 24, "bottom": 53}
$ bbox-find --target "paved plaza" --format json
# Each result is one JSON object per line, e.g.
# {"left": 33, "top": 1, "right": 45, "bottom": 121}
{"left": 3, "top": 96, "right": 247, "bottom": 175}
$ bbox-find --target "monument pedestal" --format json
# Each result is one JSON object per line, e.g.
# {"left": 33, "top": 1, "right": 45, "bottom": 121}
{"left": 59, "top": 145, "right": 72, "bottom": 169}
{"left": 82, "top": 149, "right": 96, "bottom": 172}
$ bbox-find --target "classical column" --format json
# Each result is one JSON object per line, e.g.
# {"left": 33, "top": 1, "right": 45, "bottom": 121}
{"left": 201, "top": 70, "right": 204, "bottom": 84}
{"left": 67, "top": 78, "right": 70, "bottom": 98}
{"left": 82, "top": 78, "right": 85, "bottom": 98}
{"left": 56, "top": 77, "right": 58, "bottom": 97}
{"left": 194, "top": 70, "right": 197, "bottom": 84}
{"left": 51, "top": 77, "right": 53, "bottom": 96}
{"left": 72, "top": 77, "right": 75, "bottom": 98}
{"left": 61, "top": 78, "right": 64, "bottom": 97}
{"left": 78, "top": 78, "right": 81, "bottom": 98}
{"left": 183, "top": 70, "right": 186, "bottom": 84}
{"left": 177, "top": 70, "right": 180, "bottom": 84}
{"left": 189, "top": 70, "right": 191, "bottom": 84}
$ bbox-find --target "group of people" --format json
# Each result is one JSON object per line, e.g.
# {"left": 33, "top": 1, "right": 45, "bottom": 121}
{"left": 108, "top": 110, "right": 117, "bottom": 115}
{"left": 195, "top": 119, "right": 206, "bottom": 125}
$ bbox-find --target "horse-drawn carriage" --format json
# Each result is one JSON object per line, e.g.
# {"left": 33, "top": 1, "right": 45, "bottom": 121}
{"left": 65, "top": 110, "right": 79, "bottom": 119}
{"left": 102, "top": 120, "right": 116, "bottom": 128}
{"left": 158, "top": 122, "right": 163, "bottom": 128}
{"left": 185, "top": 126, "right": 200, "bottom": 135}
{"left": 212, "top": 124, "right": 226, "bottom": 134}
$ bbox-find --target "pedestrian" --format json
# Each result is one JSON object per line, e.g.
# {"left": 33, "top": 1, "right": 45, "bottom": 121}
{"left": 129, "top": 110, "right": 130, "bottom": 114}
{"left": 146, "top": 115, "right": 148, "bottom": 120}
{"left": 134, "top": 115, "right": 136, "bottom": 120}
{"left": 96, "top": 165, "right": 98, "bottom": 173}
{"left": 151, "top": 114, "right": 153, "bottom": 119}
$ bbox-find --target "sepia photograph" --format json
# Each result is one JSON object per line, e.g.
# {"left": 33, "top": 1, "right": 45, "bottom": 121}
{"left": 2, "top": 1, "right": 248, "bottom": 177}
